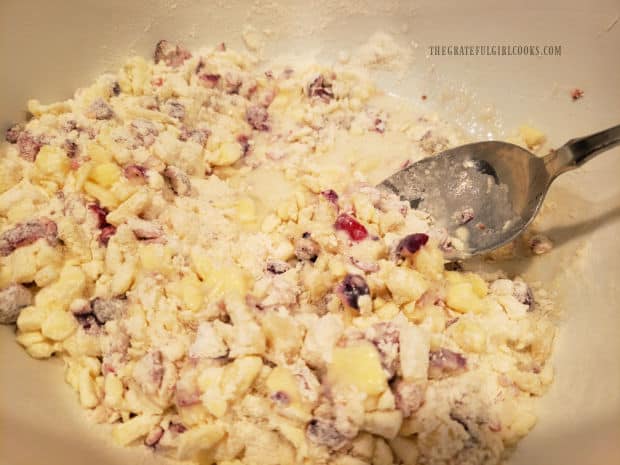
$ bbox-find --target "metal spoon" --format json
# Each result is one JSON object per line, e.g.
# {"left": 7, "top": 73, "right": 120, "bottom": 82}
{"left": 379, "top": 124, "right": 620, "bottom": 259}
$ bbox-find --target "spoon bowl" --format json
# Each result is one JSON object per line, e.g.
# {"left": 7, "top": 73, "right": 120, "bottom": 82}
{"left": 379, "top": 125, "right": 620, "bottom": 259}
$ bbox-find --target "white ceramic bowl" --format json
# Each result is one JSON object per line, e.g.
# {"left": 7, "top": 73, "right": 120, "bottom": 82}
{"left": 1, "top": 1, "right": 619, "bottom": 464}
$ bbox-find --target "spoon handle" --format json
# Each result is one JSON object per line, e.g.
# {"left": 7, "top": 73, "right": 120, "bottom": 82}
{"left": 544, "top": 124, "right": 620, "bottom": 178}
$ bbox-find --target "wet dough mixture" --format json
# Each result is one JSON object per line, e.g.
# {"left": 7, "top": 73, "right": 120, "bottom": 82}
{"left": 0, "top": 40, "right": 556, "bottom": 465}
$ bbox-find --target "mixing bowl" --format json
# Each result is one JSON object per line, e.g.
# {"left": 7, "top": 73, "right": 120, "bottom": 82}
{"left": 1, "top": 1, "right": 619, "bottom": 464}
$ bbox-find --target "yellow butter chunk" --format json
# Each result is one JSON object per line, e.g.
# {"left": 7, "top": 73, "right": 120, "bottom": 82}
{"left": 15, "top": 330, "right": 45, "bottom": 347}
{"left": 449, "top": 318, "right": 487, "bottom": 353}
{"left": 110, "top": 260, "right": 136, "bottom": 295}
{"left": 444, "top": 270, "right": 464, "bottom": 284}
{"left": 105, "top": 189, "right": 149, "bottom": 225}
{"left": 201, "top": 392, "right": 227, "bottom": 419}
{"left": 176, "top": 404, "right": 210, "bottom": 428}
{"left": 446, "top": 281, "right": 486, "bottom": 314}
{"left": 35, "top": 146, "right": 70, "bottom": 182}
{"left": 56, "top": 218, "right": 90, "bottom": 263}
{"left": 209, "top": 141, "right": 243, "bottom": 166}
{"left": 0, "top": 163, "right": 22, "bottom": 195}
{"left": 25, "top": 341, "right": 55, "bottom": 359}
{"left": 386, "top": 267, "right": 429, "bottom": 305}
{"left": 266, "top": 366, "right": 303, "bottom": 405}
{"left": 0, "top": 244, "right": 39, "bottom": 286}
{"left": 412, "top": 246, "right": 444, "bottom": 280}
{"left": 41, "top": 309, "right": 76, "bottom": 341}
{"left": 222, "top": 356, "right": 263, "bottom": 399}
{"left": 112, "top": 414, "right": 160, "bottom": 446}
{"left": 375, "top": 302, "right": 400, "bottom": 321}
{"left": 509, "top": 409, "right": 537, "bottom": 437}
{"left": 519, "top": 125, "right": 546, "bottom": 149}
{"left": 167, "top": 273, "right": 205, "bottom": 312}
{"left": 16, "top": 306, "right": 47, "bottom": 332}
{"left": 120, "top": 56, "right": 151, "bottom": 96}
{"left": 176, "top": 423, "right": 226, "bottom": 461}
{"left": 465, "top": 273, "right": 488, "bottom": 298}
{"left": 74, "top": 161, "right": 93, "bottom": 190}
{"left": 237, "top": 196, "right": 256, "bottom": 223}
{"left": 78, "top": 368, "right": 99, "bottom": 408}
{"left": 190, "top": 251, "right": 249, "bottom": 298}
{"left": 109, "top": 179, "right": 138, "bottom": 202}
{"left": 86, "top": 142, "right": 114, "bottom": 163}
{"left": 35, "top": 265, "right": 87, "bottom": 311}
{"left": 104, "top": 374, "right": 124, "bottom": 408}
{"left": 89, "top": 162, "right": 121, "bottom": 188}
{"left": 262, "top": 312, "right": 301, "bottom": 357}
{"left": 5, "top": 201, "right": 37, "bottom": 224}
{"left": 139, "top": 243, "right": 174, "bottom": 275}
{"left": 328, "top": 343, "right": 387, "bottom": 395}
{"left": 84, "top": 181, "right": 118, "bottom": 209}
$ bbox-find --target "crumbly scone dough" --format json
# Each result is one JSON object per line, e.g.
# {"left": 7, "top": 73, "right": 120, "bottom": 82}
{"left": 0, "top": 40, "right": 556, "bottom": 465}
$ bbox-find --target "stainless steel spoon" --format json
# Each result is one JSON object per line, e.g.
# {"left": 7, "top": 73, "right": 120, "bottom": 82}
{"left": 379, "top": 124, "right": 620, "bottom": 259}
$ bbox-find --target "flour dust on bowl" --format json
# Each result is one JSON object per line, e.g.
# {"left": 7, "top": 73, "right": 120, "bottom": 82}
{"left": 0, "top": 2, "right": 619, "bottom": 465}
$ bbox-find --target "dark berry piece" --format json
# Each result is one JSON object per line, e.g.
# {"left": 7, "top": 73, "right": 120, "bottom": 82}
{"left": 307, "top": 75, "right": 334, "bottom": 102}
{"left": 395, "top": 233, "right": 429, "bottom": 258}
{"left": 295, "top": 236, "right": 320, "bottom": 262}
{"left": 428, "top": 348, "right": 467, "bottom": 379}
{"left": 337, "top": 274, "right": 370, "bottom": 310}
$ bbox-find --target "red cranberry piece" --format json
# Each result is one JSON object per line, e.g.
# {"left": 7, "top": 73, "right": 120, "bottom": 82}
{"left": 154, "top": 40, "right": 192, "bottom": 67}
{"left": 144, "top": 426, "right": 164, "bottom": 447}
{"left": 88, "top": 204, "right": 108, "bottom": 228}
{"left": 392, "top": 379, "right": 425, "bottom": 417}
{"left": 123, "top": 164, "right": 147, "bottom": 183}
{"left": 270, "top": 390, "right": 290, "bottom": 406}
{"left": 163, "top": 166, "right": 191, "bottom": 196}
{"left": 165, "top": 100, "right": 185, "bottom": 120}
{"left": 62, "top": 139, "right": 79, "bottom": 158}
{"left": 246, "top": 105, "right": 270, "bottom": 131}
{"left": 237, "top": 134, "right": 250, "bottom": 156}
{"left": 87, "top": 98, "right": 114, "bottom": 120}
{"left": 0, "top": 218, "right": 58, "bottom": 257}
{"left": 571, "top": 88, "right": 584, "bottom": 100}
{"left": 168, "top": 422, "right": 187, "bottom": 434}
{"left": 99, "top": 225, "right": 117, "bottom": 246}
{"left": 395, "top": 233, "right": 429, "bottom": 258}
{"left": 175, "top": 388, "right": 201, "bottom": 407}
{"left": 320, "top": 189, "right": 339, "bottom": 205}
{"left": 199, "top": 73, "right": 221, "bottom": 88}
{"left": 334, "top": 213, "right": 368, "bottom": 241}
{"left": 179, "top": 127, "right": 210, "bottom": 146}
{"left": 17, "top": 131, "right": 43, "bottom": 162}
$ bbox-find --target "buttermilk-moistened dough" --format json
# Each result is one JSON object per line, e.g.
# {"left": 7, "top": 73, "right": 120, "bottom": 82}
{"left": 0, "top": 40, "right": 556, "bottom": 465}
